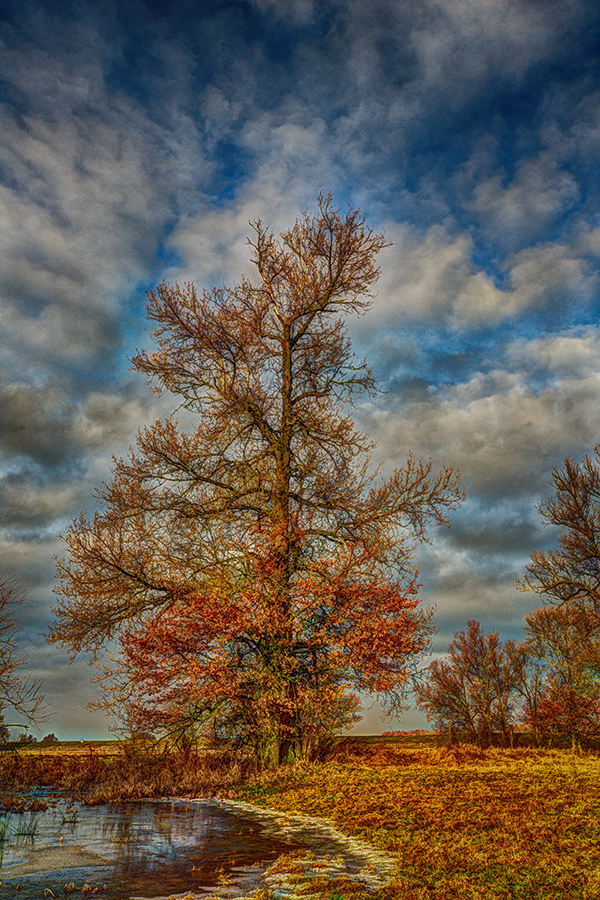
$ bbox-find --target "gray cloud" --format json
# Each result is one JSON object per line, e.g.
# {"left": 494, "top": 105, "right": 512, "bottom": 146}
{"left": 360, "top": 326, "right": 600, "bottom": 498}
{"left": 1, "top": 385, "right": 78, "bottom": 467}
{"left": 5, "top": 650, "right": 113, "bottom": 740}
{"left": 1, "top": 383, "right": 154, "bottom": 468}
{"left": 442, "top": 498, "right": 550, "bottom": 557}
{"left": 0, "top": 472, "right": 78, "bottom": 530}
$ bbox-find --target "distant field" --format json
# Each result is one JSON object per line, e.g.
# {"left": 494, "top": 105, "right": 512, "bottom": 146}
{"left": 0, "top": 732, "right": 440, "bottom": 755}
{"left": 0, "top": 740, "right": 121, "bottom": 755}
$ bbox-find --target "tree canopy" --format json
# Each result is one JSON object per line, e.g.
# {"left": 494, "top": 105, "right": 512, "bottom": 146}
{"left": 49, "top": 195, "right": 463, "bottom": 763}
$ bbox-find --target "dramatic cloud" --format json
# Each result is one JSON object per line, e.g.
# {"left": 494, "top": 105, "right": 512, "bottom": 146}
{"left": 373, "top": 226, "right": 512, "bottom": 325}
{"left": 365, "top": 327, "right": 600, "bottom": 498}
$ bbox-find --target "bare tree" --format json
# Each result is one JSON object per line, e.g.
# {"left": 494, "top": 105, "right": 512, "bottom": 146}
{"left": 416, "top": 620, "right": 528, "bottom": 746}
{"left": 516, "top": 447, "right": 600, "bottom": 743}
{"left": 0, "top": 573, "right": 46, "bottom": 732}
{"left": 49, "top": 195, "right": 463, "bottom": 765}
{"left": 518, "top": 445, "right": 600, "bottom": 618}
{"left": 521, "top": 604, "right": 600, "bottom": 743}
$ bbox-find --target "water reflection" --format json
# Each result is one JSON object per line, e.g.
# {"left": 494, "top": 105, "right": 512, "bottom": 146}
{"left": 0, "top": 798, "right": 304, "bottom": 899}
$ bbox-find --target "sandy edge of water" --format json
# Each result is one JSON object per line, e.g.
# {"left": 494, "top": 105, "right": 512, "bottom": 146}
{"left": 1, "top": 844, "right": 112, "bottom": 876}
{"left": 169, "top": 797, "right": 399, "bottom": 900}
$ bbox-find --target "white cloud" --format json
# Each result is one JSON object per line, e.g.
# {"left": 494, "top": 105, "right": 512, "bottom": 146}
{"left": 472, "top": 152, "right": 580, "bottom": 250}
{"left": 415, "top": 0, "right": 575, "bottom": 86}
{"left": 368, "top": 225, "right": 517, "bottom": 326}
{"left": 337, "top": 0, "right": 590, "bottom": 128}
{"left": 508, "top": 242, "right": 597, "bottom": 310}
{"left": 363, "top": 327, "right": 600, "bottom": 497}
{"left": 507, "top": 327, "right": 600, "bottom": 379}
{"left": 360, "top": 221, "right": 599, "bottom": 330}
{"left": 2, "top": 0, "right": 599, "bottom": 740}
{"left": 166, "top": 113, "right": 337, "bottom": 287}
{"left": 0, "top": 31, "right": 213, "bottom": 385}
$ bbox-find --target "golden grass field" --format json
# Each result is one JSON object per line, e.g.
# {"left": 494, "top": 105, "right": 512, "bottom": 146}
{"left": 1, "top": 736, "right": 599, "bottom": 899}
{"left": 243, "top": 738, "right": 600, "bottom": 900}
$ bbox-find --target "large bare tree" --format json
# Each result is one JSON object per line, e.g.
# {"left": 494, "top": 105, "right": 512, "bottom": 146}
{"left": 49, "top": 195, "right": 463, "bottom": 763}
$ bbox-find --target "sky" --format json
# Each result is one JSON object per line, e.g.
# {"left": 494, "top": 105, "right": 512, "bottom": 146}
{"left": 2, "top": 0, "right": 600, "bottom": 740}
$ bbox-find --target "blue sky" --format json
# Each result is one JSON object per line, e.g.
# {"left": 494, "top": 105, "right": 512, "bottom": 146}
{"left": 2, "top": 0, "right": 600, "bottom": 739}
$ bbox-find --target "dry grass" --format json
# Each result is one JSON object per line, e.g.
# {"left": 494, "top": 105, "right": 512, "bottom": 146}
{"left": 240, "top": 739, "right": 600, "bottom": 900}
{"left": 0, "top": 742, "right": 253, "bottom": 805}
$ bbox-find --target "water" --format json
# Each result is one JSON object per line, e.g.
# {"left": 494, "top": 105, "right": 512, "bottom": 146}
{"left": 0, "top": 797, "right": 307, "bottom": 899}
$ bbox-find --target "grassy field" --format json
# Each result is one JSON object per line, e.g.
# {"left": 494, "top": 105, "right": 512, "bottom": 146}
{"left": 242, "top": 738, "right": 600, "bottom": 900}
{"left": 1, "top": 736, "right": 599, "bottom": 899}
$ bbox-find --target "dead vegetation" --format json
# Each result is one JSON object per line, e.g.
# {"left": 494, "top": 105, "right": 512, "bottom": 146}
{"left": 0, "top": 742, "right": 254, "bottom": 805}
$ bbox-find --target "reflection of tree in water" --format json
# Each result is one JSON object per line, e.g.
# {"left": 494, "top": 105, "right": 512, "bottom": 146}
{"left": 97, "top": 801, "right": 297, "bottom": 881}
{"left": 99, "top": 803, "right": 216, "bottom": 872}
{"left": 101, "top": 806, "right": 147, "bottom": 871}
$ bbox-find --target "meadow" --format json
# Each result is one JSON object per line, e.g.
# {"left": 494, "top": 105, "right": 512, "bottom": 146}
{"left": 1, "top": 736, "right": 599, "bottom": 899}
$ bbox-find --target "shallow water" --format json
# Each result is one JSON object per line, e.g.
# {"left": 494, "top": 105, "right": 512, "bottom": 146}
{"left": 0, "top": 797, "right": 306, "bottom": 899}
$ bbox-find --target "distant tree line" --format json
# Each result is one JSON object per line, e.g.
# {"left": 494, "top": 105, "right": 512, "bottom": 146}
{"left": 10, "top": 732, "right": 59, "bottom": 744}
{"left": 416, "top": 446, "right": 600, "bottom": 747}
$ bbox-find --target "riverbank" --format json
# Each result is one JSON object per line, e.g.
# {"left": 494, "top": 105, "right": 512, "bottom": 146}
{"left": 0, "top": 743, "right": 249, "bottom": 806}
{"left": 1, "top": 738, "right": 599, "bottom": 899}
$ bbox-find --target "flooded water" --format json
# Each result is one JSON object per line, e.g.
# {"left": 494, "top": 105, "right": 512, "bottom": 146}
{"left": 0, "top": 797, "right": 308, "bottom": 899}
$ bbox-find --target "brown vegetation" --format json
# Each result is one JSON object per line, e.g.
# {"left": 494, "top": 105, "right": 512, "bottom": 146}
{"left": 2, "top": 736, "right": 598, "bottom": 898}
{"left": 0, "top": 743, "right": 253, "bottom": 806}
{"left": 243, "top": 737, "right": 600, "bottom": 900}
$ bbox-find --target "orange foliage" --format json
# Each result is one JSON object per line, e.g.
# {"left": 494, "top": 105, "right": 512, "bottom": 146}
{"left": 116, "top": 529, "right": 432, "bottom": 755}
